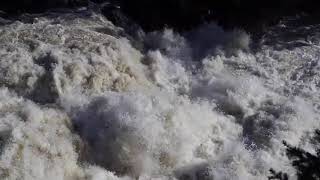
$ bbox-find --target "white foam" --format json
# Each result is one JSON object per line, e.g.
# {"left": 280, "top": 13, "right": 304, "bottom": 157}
{"left": 0, "top": 10, "right": 319, "bottom": 180}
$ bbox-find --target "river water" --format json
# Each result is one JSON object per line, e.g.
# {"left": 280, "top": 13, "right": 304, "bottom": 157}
{"left": 0, "top": 8, "right": 319, "bottom": 180}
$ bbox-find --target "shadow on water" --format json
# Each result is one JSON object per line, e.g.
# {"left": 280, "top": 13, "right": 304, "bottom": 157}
{"left": 255, "top": 14, "right": 320, "bottom": 51}
{"left": 1, "top": 0, "right": 320, "bottom": 33}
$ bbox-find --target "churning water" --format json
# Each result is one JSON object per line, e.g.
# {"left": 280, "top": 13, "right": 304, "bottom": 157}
{"left": 0, "top": 8, "right": 319, "bottom": 180}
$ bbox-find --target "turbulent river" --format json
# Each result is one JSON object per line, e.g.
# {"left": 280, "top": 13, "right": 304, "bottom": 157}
{"left": 0, "top": 8, "right": 319, "bottom": 180}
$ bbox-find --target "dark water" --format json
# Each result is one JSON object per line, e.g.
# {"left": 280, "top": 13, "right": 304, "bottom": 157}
{"left": 1, "top": 0, "right": 320, "bottom": 32}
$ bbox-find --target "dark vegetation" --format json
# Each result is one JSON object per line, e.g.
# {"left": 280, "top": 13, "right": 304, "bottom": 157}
{"left": 1, "top": 0, "right": 320, "bottom": 33}
{"left": 268, "top": 129, "right": 320, "bottom": 180}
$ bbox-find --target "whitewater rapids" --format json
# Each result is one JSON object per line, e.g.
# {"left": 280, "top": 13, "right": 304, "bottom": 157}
{"left": 0, "top": 9, "right": 319, "bottom": 180}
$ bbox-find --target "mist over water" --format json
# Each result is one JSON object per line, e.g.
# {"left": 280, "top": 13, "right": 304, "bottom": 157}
{"left": 0, "top": 6, "right": 319, "bottom": 180}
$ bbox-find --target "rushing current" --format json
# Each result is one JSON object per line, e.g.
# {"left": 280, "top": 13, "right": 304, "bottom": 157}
{"left": 0, "top": 7, "right": 319, "bottom": 180}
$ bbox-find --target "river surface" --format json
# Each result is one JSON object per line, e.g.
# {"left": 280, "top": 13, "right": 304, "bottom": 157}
{"left": 0, "top": 8, "right": 319, "bottom": 180}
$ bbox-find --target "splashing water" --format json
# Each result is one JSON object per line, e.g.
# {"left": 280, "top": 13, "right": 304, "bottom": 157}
{"left": 0, "top": 10, "right": 319, "bottom": 180}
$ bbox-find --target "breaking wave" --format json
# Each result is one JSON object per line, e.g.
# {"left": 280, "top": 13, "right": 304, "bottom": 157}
{"left": 0, "top": 9, "right": 319, "bottom": 180}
